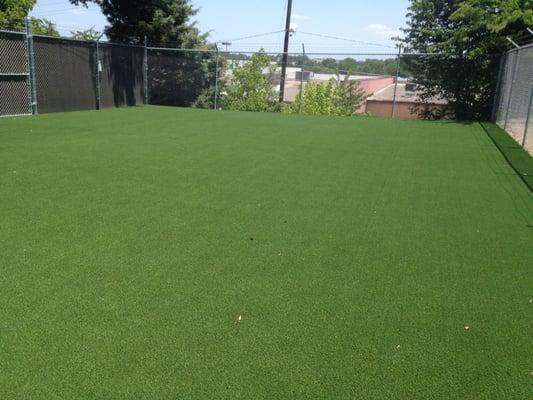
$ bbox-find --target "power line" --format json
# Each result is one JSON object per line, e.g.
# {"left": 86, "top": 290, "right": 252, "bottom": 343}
{"left": 225, "top": 30, "right": 286, "bottom": 43}
{"left": 298, "top": 31, "right": 395, "bottom": 49}
{"left": 31, "top": 9, "right": 82, "bottom": 17}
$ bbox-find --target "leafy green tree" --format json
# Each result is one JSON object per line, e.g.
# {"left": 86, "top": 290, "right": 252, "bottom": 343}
{"left": 284, "top": 75, "right": 366, "bottom": 116}
{"left": 0, "top": 1, "right": 59, "bottom": 36}
{"left": 70, "top": 0, "right": 205, "bottom": 46}
{"left": 32, "top": 18, "right": 59, "bottom": 36}
{"left": 223, "top": 49, "right": 277, "bottom": 112}
{"left": 70, "top": 27, "right": 103, "bottom": 41}
{"left": 401, "top": 0, "right": 532, "bottom": 120}
{"left": 0, "top": 0, "right": 35, "bottom": 31}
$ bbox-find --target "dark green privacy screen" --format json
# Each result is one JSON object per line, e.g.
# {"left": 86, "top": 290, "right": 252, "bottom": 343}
{"left": 99, "top": 43, "right": 145, "bottom": 108}
{"left": 33, "top": 36, "right": 98, "bottom": 113}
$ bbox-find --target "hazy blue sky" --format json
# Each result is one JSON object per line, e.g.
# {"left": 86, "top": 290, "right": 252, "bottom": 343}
{"left": 30, "top": 0, "right": 410, "bottom": 53}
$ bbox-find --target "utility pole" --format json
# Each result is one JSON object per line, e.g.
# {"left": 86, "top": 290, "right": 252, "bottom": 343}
{"left": 391, "top": 44, "right": 402, "bottom": 118}
{"left": 279, "top": 0, "right": 293, "bottom": 103}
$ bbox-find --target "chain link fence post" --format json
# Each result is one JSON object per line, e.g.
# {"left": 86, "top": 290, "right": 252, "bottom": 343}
{"left": 144, "top": 36, "right": 149, "bottom": 105}
{"left": 214, "top": 43, "right": 219, "bottom": 110}
{"left": 298, "top": 43, "right": 306, "bottom": 114}
{"left": 25, "top": 17, "right": 38, "bottom": 114}
{"left": 95, "top": 38, "right": 101, "bottom": 110}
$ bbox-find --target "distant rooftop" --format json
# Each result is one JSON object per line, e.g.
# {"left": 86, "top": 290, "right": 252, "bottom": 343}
{"left": 367, "top": 83, "right": 449, "bottom": 105}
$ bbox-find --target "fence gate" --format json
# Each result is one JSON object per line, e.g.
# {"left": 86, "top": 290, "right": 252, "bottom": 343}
{"left": 0, "top": 30, "right": 32, "bottom": 117}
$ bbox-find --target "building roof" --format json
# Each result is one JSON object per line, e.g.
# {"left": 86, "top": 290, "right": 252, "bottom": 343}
{"left": 367, "top": 83, "right": 449, "bottom": 105}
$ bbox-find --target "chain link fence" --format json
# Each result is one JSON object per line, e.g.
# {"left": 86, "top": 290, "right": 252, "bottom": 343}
{"left": 493, "top": 44, "right": 533, "bottom": 155}
{"left": 0, "top": 30, "right": 32, "bottom": 116}
{"left": 7, "top": 18, "right": 526, "bottom": 133}
{"left": 0, "top": 19, "right": 148, "bottom": 117}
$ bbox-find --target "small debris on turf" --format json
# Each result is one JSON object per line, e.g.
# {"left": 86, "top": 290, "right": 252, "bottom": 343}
{"left": 464, "top": 325, "right": 470, "bottom": 331}
{"left": 396, "top": 345, "right": 401, "bottom": 350}
{"left": 237, "top": 315, "right": 242, "bottom": 322}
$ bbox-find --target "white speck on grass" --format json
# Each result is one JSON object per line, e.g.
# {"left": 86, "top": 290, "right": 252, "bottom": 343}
{"left": 464, "top": 325, "right": 470, "bottom": 331}
{"left": 396, "top": 345, "right": 401, "bottom": 350}
{"left": 237, "top": 315, "right": 242, "bottom": 322}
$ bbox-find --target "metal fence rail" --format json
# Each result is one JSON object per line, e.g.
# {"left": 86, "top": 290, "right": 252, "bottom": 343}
{"left": 493, "top": 43, "right": 533, "bottom": 155}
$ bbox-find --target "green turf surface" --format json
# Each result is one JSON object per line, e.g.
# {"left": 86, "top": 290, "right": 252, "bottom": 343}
{"left": 1, "top": 106, "right": 532, "bottom": 399}
{"left": 480, "top": 122, "right": 533, "bottom": 191}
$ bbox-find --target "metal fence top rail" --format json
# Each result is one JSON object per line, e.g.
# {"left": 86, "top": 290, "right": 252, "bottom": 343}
{"left": 0, "top": 28, "right": 25, "bottom": 35}
{"left": 507, "top": 42, "right": 533, "bottom": 54}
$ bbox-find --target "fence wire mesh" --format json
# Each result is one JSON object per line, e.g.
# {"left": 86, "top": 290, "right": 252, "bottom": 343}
{"left": 148, "top": 48, "right": 216, "bottom": 108}
{"left": 493, "top": 44, "right": 533, "bottom": 155}
{"left": 0, "top": 30, "right": 31, "bottom": 116}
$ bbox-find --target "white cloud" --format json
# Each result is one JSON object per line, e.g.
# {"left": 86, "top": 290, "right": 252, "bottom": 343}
{"left": 368, "top": 23, "right": 402, "bottom": 38}
{"left": 292, "top": 13, "right": 310, "bottom": 20}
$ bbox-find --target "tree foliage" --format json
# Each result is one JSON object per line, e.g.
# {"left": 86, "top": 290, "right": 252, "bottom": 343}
{"left": 401, "top": 0, "right": 532, "bottom": 120}
{"left": 0, "top": 0, "right": 35, "bottom": 30}
{"left": 223, "top": 50, "right": 277, "bottom": 112}
{"left": 284, "top": 76, "right": 366, "bottom": 116}
{"left": 32, "top": 18, "right": 59, "bottom": 36}
{"left": 280, "top": 55, "right": 404, "bottom": 76}
{"left": 0, "top": 0, "right": 59, "bottom": 36}
{"left": 70, "top": 27, "right": 103, "bottom": 41}
{"left": 69, "top": 0, "right": 205, "bottom": 46}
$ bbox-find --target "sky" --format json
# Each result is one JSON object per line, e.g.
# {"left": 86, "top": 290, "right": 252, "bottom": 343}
{"left": 30, "top": 0, "right": 410, "bottom": 54}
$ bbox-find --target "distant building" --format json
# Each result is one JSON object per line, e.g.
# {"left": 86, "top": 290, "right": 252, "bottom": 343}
{"left": 281, "top": 69, "right": 394, "bottom": 104}
{"left": 365, "top": 83, "right": 450, "bottom": 119}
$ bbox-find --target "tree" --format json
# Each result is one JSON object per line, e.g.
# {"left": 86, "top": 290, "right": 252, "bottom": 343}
{"left": 70, "top": 27, "right": 103, "bottom": 41}
{"left": 223, "top": 49, "right": 277, "bottom": 112}
{"left": 401, "top": 0, "right": 532, "bottom": 120}
{"left": 32, "top": 18, "right": 59, "bottom": 36}
{"left": 0, "top": 1, "right": 59, "bottom": 36}
{"left": 284, "top": 75, "right": 366, "bottom": 116}
{"left": 0, "top": 0, "right": 35, "bottom": 31}
{"left": 70, "top": 0, "right": 205, "bottom": 46}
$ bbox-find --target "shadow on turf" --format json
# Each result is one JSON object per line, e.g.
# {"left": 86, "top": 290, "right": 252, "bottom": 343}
{"left": 479, "top": 122, "right": 533, "bottom": 192}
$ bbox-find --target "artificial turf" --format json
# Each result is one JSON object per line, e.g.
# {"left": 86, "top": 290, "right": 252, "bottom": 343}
{"left": 1, "top": 106, "right": 532, "bottom": 399}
